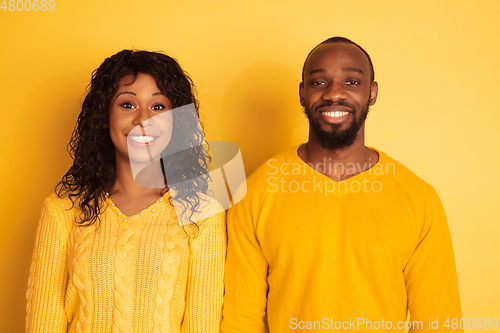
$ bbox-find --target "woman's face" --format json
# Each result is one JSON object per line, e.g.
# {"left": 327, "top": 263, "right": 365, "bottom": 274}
{"left": 108, "top": 72, "right": 173, "bottom": 167}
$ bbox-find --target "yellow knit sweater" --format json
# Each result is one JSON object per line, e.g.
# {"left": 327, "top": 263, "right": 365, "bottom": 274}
{"left": 26, "top": 192, "right": 225, "bottom": 333}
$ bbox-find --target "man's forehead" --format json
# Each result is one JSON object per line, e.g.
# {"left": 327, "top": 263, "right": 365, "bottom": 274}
{"left": 305, "top": 42, "right": 371, "bottom": 76}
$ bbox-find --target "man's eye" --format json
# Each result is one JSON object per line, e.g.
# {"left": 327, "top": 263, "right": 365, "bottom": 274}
{"left": 312, "top": 81, "right": 325, "bottom": 86}
{"left": 151, "top": 104, "right": 166, "bottom": 111}
{"left": 121, "top": 102, "right": 135, "bottom": 109}
{"left": 346, "top": 80, "right": 359, "bottom": 85}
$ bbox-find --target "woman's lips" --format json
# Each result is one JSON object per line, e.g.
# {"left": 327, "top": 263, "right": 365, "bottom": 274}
{"left": 126, "top": 134, "right": 158, "bottom": 147}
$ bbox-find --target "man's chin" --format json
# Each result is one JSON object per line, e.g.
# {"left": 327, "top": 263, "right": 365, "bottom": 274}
{"left": 313, "top": 123, "right": 360, "bottom": 150}
{"left": 319, "top": 136, "right": 357, "bottom": 151}
{"left": 320, "top": 122, "right": 346, "bottom": 133}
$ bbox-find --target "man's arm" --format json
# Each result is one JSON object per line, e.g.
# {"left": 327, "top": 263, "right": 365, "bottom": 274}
{"left": 404, "top": 187, "right": 463, "bottom": 332}
{"left": 221, "top": 191, "right": 270, "bottom": 333}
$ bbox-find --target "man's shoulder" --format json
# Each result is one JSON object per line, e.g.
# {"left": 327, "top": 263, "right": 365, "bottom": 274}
{"left": 245, "top": 147, "right": 296, "bottom": 188}
{"left": 375, "top": 148, "right": 440, "bottom": 199}
{"left": 229, "top": 147, "right": 296, "bottom": 210}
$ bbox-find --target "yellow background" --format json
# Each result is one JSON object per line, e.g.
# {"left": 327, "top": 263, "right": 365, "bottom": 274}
{"left": 1, "top": 0, "right": 499, "bottom": 331}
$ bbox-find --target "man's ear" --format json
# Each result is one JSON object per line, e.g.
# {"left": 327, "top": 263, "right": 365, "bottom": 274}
{"left": 369, "top": 81, "right": 378, "bottom": 106}
{"left": 299, "top": 82, "right": 305, "bottom": 106}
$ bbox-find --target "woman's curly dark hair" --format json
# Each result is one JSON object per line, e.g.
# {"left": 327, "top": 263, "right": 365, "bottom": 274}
{"left": 57, "top": 50, "right": 209, "bottom": 225}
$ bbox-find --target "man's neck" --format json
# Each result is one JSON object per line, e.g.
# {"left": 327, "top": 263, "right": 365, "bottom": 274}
{"left": 298, "top": 140, "right": 379, "bottom": 182}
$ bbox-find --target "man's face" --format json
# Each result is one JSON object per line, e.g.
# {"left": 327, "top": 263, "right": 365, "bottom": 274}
{"left": 299, "top": 42, "right": 378, "bottom": 150}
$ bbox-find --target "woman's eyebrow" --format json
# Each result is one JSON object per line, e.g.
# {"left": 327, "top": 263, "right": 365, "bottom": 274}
{"left": 115, "top": 91, "right": 136, "bottom": 97}
{"left": 114, "top": 91, "right": 164, "bottom": 99}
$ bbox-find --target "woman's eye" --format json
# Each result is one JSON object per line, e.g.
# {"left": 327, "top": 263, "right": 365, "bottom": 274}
{"left": 151, "top": 104, "right": 166, "bottom": 111}
{"left": 121, "top": 102, "right": 135, "bottom": 109}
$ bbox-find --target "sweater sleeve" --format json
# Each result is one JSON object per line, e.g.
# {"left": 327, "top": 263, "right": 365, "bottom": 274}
{"left": 181, "top": 210, "right": 226, "bottom": 333}
{"left": 221, "top": 191, "right": 270, "bottom": 333}
{"left": 404, "top": 187, "right": 463, "bottom": 332}
{"left": 26, "top": 197, "right": 69, "bottom": 333}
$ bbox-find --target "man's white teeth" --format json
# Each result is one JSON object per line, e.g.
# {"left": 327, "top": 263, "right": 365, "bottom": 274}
{"left": 323, "top": 111, "right": 350, "bottom": 118}
{"left": 128, "top": 135, "right": 155, "bottom": 143}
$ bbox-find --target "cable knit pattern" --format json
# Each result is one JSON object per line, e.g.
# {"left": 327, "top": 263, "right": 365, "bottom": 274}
{"left": 26, "top": 192, "right": 225, "bottom": 333}
{"left": 112, "top": 220, "right": 138, "bottom": 333}
{"left": 152, "top": 222, "right": 183, "bottom": 333}
{"left": 72, "top": 225, "right": 94, "bottom": 333}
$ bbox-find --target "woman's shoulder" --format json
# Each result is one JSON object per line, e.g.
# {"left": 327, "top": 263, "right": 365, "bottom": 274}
{"left": 184, "top": 193, "right": 226, "bottom": 251}
{"left": 32, "top": 193, "right": 78, "bottom": 243}
{"left": 45, "top": 192, "right": 75, "bottom": 208}
{"left": 40, "top": 192, "right": 80, "bottom": 230}
{"left": 173, "top": 192, "right": 225, "bottom": 227}
{"left": 196, "top": 192, "right": 225, "bottom": 224}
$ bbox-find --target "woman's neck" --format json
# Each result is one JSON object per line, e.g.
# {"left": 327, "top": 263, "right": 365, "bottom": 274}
{"left": 110, "top": 159, "right": 166, "bottom": 197}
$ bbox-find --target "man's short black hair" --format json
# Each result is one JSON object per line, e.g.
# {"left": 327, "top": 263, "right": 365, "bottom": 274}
{"left": 301, "top": 36, "right": 375, "bottom": 83}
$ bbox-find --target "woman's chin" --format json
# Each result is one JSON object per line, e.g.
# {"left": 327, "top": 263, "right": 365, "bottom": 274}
{"left": 130, "top": 160, "right": 165, "bottom": 188}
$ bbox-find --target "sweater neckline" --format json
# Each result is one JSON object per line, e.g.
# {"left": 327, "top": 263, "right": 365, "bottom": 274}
{"left": 105, "top": 191, "right": 171, "bottom": 221}
{"left": 284, "top": 144, "right": 390, "bottom": 196}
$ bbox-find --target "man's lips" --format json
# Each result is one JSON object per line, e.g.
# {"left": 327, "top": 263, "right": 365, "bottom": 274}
{"left": 321, "top": 110, "right": 351, "bottom": 118}
{"left": 316, "top": 104, "right": 352, "bottom": 113}
{"left": 316, "top": 106, "right": 353, "bottom": 123}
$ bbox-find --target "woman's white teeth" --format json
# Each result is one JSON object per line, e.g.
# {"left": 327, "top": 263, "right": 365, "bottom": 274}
{"left": 128, "top": 135, "right": 155, "bottom": 143}
{"left": 323, "top": 111, "right": 350, "bottom": 118}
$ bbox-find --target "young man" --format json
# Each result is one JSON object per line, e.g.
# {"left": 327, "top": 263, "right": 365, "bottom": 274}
{"left": 221, "top": 37, "right": 462, "bottom": 332}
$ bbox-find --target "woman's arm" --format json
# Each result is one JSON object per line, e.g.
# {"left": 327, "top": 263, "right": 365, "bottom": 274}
{"left": 181, "top": 209, "right": 226, "bottom": 333}
{"left": 26, "top": 196, "right": 69, "bottom": 333}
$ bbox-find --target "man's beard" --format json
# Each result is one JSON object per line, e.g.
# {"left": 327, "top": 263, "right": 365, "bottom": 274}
{"left": 304, "top": 99, "right": 370, "bottom": 151}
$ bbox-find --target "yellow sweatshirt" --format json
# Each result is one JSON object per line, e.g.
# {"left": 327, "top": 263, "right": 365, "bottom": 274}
{"left": 26, "top": 191, "right": 225, "bottom": 333}
{"left": 222, "top": 146, "right": 462, "bottom": 332}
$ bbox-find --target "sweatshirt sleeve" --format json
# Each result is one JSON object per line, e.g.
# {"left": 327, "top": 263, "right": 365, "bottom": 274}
{"left": 404, "top": 187, "right": 463, "bottom": 332}
{"left": 181, "top": 209, "right": 226, "bottom": 333}
{"left": 26, "top": 197, "right": 69, "bottom": 333}
{"left": 221, "top": 189, "right": 270, "bottom": 333}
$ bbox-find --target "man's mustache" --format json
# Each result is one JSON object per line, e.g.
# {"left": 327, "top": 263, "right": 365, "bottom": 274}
{"left": 314, "top": 100, "right": 355, "bottom": 112}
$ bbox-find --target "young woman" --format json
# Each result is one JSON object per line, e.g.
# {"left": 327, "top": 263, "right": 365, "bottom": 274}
{"left": 26, "top": 50, "right": 225, "bottom": 333}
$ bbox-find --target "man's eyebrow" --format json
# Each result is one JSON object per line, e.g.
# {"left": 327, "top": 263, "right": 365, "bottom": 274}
{"left": 309, "top": 69, "right": 326, "bottom": 76}
{"left": 343, "top": 67, "right": 364, "bottom": 75}
{"left": 308, "top": 68, "right": 364, "bottom": 76}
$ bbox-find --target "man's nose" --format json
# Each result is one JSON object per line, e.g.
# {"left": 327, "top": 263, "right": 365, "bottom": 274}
{"left": 323, "top": 82, "right": 347, "bottom": 102}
